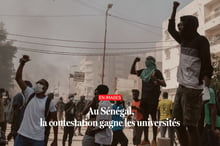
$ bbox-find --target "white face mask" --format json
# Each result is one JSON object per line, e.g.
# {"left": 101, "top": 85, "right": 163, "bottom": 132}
{"left": 34, "top": 83, "right": 44, "bottom": 94}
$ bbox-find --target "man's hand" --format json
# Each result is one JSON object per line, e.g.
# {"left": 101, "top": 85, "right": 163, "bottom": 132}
{"left": 134, "top": 57, "right": 140, "bottom": 63}
{"left": 173, "top": 1, "right": 180, "bottom": 9}
{"left": 51, "top": 139, "right": 57, "bottom": 146}
{"left": 19, "top": 55, "right": 30, "bottom": 64}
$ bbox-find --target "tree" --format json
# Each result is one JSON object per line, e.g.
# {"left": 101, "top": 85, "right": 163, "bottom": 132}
{"left": 0, "top": 22, "right": 17, "bottom": 90}
{"left": 211, "top": 54, "right": 220, "bottom": 90}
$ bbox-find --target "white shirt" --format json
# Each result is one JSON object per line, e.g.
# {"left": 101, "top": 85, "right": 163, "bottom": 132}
{"left": 95, "top": 101, "right": 112, "bottom": 145}
{"left": 18, "top": 87, "right": 56, "bottom": 141}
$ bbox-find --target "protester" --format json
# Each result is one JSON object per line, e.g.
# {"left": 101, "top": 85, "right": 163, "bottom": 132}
{"left": 202, "top": 87, "right": 220, "bottom": 146}
{"left": 7, "top": 81, "right": 32, "bottom": 141}
{"left": 56, "top": 97, "right": 65, "bottom": 122}
{"left": 81, "top": 89, "right": 99, "bottom": 146}
{"left": 111, "top": 100, "right": 128, "bottom": 146}
{"left": 75, "top": 95, "right": 86, "bottom": 136}
{"left": 44, "top": 93, "right": 55, "bottom": 146}
{"left": 130, "top": 56, "right": 166, "bottom": 146}
{"left": 14, "top": 55, "right": 58, "bottom": 146}
{"left": 0, "top": 88, "right": 5, "bottom": 126}
{"left": 0, "top": 90, "right": 8, "bottom": 137}
{"left": 4, "top": 91, "right": 12, "bottom": 124}
{"left": 157, "top": 92, "right": 174, "bottom": 146}
{"left": 131, "top": 89, "right": 143, "bottom": 146}
{"left": 62, "top": 94, "right": 76, "bottom": 146}
{"left": 94, "top": 85, "right": 112, "bottom": 146}
{"left": 0, "top": 88, "right": 7, "bottom": 146}
{"left": 82, "top": 85, "right": 110, "bottom": 146}
{"left": 168, "top": 1, "right": 214, "bottom": 146}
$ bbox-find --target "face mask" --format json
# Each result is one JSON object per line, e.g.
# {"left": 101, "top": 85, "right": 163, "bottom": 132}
{"left": 34, "top": 83, "right": 44, "bottom": 94}
{"left": 70, "top": 97, "right": 74, "bottom": 101}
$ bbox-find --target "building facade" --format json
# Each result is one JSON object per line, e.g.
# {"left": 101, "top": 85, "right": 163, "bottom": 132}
{"left": 75, "top": 55, "right": 135, "bottom": 99}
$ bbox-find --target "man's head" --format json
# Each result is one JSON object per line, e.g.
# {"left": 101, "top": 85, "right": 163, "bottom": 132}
{"left": 93, "top": 84, "right": 109, "bottom": 102}
{"left": 24, "top": 80, "right": 32, "bottom": 88}
{"left": 68, "top": 94, "right": 75, "bottom": 102}
{"left": 145, "top": 56, "right": 156, "bottom": 68}
{"left": 178, "top": 15, "right": 199, "bottom": 40}
{"left": 95, "top": 84, "right": 109, "bottom": 95}
{"left": 132, "top": 89, "right": 139, "bottom": 101}
{"left": 34, "top": 79, "right": 49, "bottom": 94}
{"left": 162, "top": 92, "right": 168, "bottom": 99}
{"left": 80, "top": 95, "right": 85, "bottom": 101}
{"left": 59, "top": 97, "right": 63, "bottom": 101}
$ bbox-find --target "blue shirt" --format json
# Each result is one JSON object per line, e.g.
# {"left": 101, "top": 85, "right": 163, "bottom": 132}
{"left": 112, "top": 104, "right": 124, "bottom": 131}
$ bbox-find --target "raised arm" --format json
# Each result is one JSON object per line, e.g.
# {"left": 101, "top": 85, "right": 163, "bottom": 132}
{"left": 15, "top": 55, "right": 30, "bottom": 91}
{"left": 130, "top": 57, "right": 140, "bottom": 75}
{"left": 168, "top": 1, "right": 181, "bottom": 44}
{"left": 171, "top": 1, "right": 179, "bottom": 20}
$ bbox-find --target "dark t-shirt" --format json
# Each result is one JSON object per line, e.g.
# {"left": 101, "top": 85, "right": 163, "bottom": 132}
{"left": 12, "top": 93, "right": 25, "bottom": 133}
{"left": 13, "top": 93, "right": 24, "bottom": 108}
{"left": 76, "top": 101, "right": 86, "bottom": 112}
{"left": 137, "top": 69, "right": 164, "bottom": 104}
{"left": 64, "top": 101, "right": 76, "bottom": 121}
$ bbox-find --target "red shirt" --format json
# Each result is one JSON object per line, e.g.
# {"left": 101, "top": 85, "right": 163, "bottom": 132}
{"left": 132, "top": 101, "right": 143, "bottom": 121}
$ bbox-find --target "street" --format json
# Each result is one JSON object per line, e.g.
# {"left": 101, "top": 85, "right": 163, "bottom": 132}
{"left": 6, "top": 126, "right": 155, "bottom": 146}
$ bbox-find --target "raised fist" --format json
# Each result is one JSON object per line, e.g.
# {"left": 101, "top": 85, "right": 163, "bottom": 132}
{"left": 134, "top": 57, "right": 140, "bottom": 62}
{"left": 173, "top": 1, "right": 180, "bottom": 9}
{"left": 19, "top": 55, "right": 30, "bottom": 64}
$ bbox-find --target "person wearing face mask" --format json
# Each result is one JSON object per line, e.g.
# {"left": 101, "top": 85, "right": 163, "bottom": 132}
{"left": 168, "top": 2, "right": 213, "bottom": 146}
{"left": 62, "top": 94, "right": 76, "bottom": 146}
{"left": 130, "top": 56, "right": 166, "bottom": 146}
{"left": 14, "top": 55, "right": 58, "bottom": 146}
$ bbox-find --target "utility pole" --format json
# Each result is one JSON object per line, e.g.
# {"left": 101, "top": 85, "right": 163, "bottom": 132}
{"left": 101, "top": 3, "right": 113, "bottom": 84}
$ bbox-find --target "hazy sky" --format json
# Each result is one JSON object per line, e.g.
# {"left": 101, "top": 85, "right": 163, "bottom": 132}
{"left": 0, "top": 0, "right": 193, "bottom": 96}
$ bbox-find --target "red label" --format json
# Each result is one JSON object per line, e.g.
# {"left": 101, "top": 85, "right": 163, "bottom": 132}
{"left": 98, "top": 95, "right": 122, "bottom": 101}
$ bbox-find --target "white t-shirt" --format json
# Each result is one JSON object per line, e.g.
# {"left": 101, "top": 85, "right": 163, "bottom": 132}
{"left": 95, "top": 101, "right": 112, "bottom": 145}
{"left": 18, "top": 87, "right": 56, "bottom": 141}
